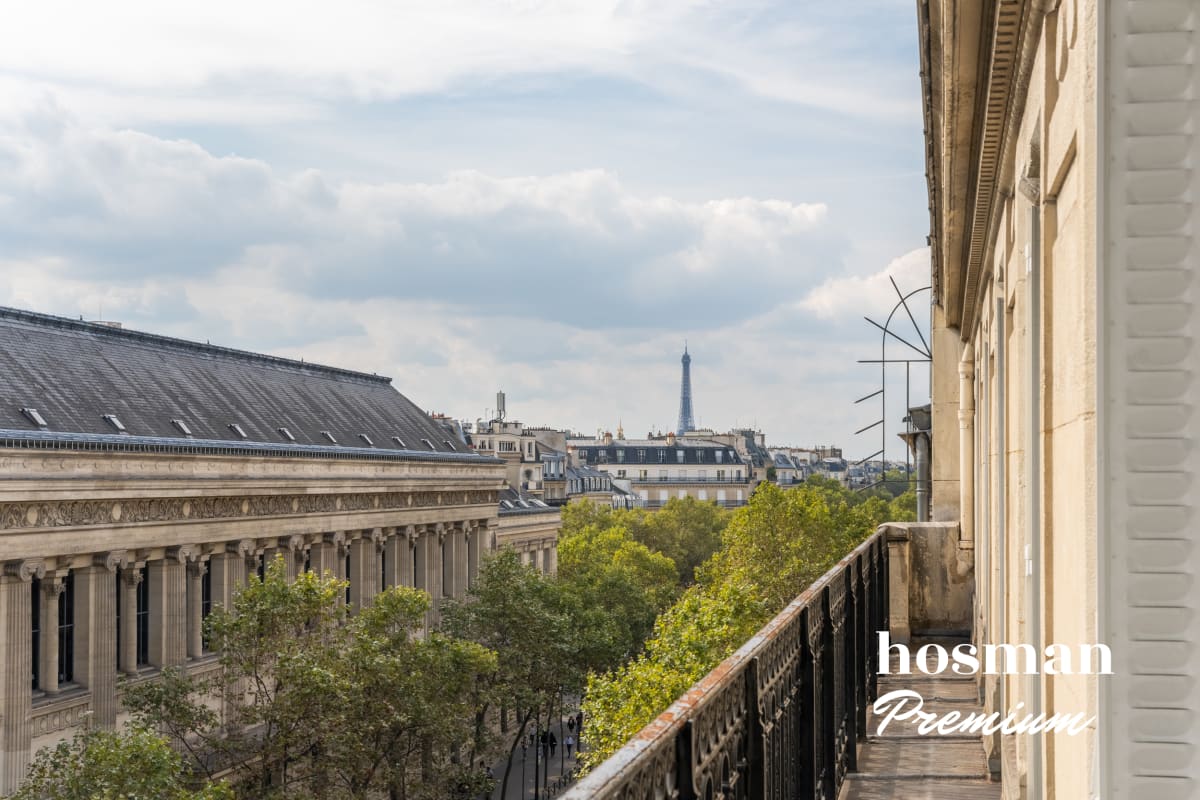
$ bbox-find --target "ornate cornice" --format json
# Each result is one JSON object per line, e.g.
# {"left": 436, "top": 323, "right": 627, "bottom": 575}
{"left": 0, "top": 490, "right": 497, "bottom": 532}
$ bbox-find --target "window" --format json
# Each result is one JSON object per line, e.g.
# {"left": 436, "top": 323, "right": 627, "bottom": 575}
{"left": 228, "top": 423, "right": 248, "bottom": 439}
{"left": 616, "top": 449, "right": 625, "bottom": 463}
{"left": 698, "top": 470, "right": 707, "bottom": 480}
{"left": 421, "top": 438, "right": 436, "bottom": 450}
{"left": 639, "top": 469, "right": 648, "bottom": 480}
{"left": 736, "top": 470, "right": 742, "bottom": 479}
{"left": 717, "top": 490, "right": 727, "bottom": 503}
{"left": 676, "top": 450, "right": 685, "bottom": 464}
{"left": 658, "top": 450, "right": 666, "bottom": 463}
{"left": 578, "top": 450, "right": 587, "bottom": 463}
{"left": 380, "top": 548, "right": 388, "bottom": 590}
{"left": 345, "top": 553, "right": 352, "bottom": 605}
{"left": 358, "top": 433, "right": 375, "bottom": 447}
{"left": 278, "top": 426, "right": 296, "bottom": 441}
{"left": 102, "top": 414, "right": 126, "bottom": 433}
{"left": 171, "top": 419, "right": 193, "bottom": 437}
{"left": 21, "top": 407, "right": 48, "bottom": 429}
{"left": 616, "top": 469, "right": 626, "bottom": 478}
{"left": 715, "top": 450, "right": 723, "bottom": 463}
{"left": 444, "top": 440, "right": 457, "bottom": 451}
{"left": 637, "top": 449, "right": 646, "bottom": 462}
{"left": 392, "top": 436, "right": 406, "bottom": 448}
{"left": 698, "top": 490, "right": 708, "bottom": 501}
{"left": 658, "top": 490, "right": 668, "bottom": 502}
{"left": 31, "top": 577, "right": 40, "bottom": 689}
{"left": 321, "top": 430, "right": 337, "bottom": 444}
{"left": 201, "top": 566, "right": 213, "bottom": 651}
{"left": 659, "top": 469, "right": 668, "bottom": 481}
{"left": 717, "top": 469, "right": 726, "bottom": 481}
{"left": 57, "top": 572, "right": 74, "bottom": 684}
{"left": 136, "top": 566, "right": 149, "bottom": 667}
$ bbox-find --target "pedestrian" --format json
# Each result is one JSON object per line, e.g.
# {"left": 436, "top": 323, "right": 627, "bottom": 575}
{"left": 549, "top": 730, "right": 558, "bottom": 757}
{"left": 565, "top": 734, "right": 575, "bottom": 758}
{"left": 567, "top": 716, "right": 575, "bottom": 734}
{"left": 540, "top": 729, "right": 550, "bottom": 757}
{"left": 576, "top": 711, "right": 584, "bottom": 733}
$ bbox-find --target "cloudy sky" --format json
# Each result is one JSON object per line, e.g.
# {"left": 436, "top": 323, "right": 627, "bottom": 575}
{"left": 0, "top": 0, "right": 931, "bottom": 457}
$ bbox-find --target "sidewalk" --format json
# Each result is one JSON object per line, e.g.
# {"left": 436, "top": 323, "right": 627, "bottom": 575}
{"left": 489, "top": 713, "right": 583, "bottom": 800}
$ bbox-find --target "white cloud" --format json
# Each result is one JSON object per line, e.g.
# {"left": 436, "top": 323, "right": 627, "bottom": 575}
{"left": 0, "top": 1, "right": 918, "bottom": 124}
{"left": 799, "top": 246, "right": 930, "bottom": 320}
{"left": 0, "top": 109, "right": 836, "bottom": 329}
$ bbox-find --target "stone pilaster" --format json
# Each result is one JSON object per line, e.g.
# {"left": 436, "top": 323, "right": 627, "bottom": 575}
{"left": 119, "top": 565, "right": 142, "bottom": 675}
{"left": 186, "top": 560, "right": 206, "bottom": 660}
{"left": 466, "top": 523, "right": 480, "bottom": 589}
{"left": 0, "top": 561, "right": 42, "bottom": 793}
{"left": 149, "top": 551, "right": 188, "bottom": 668}
{"left": 348, "top": 534, "right": 376, "bottom": 611}
{"left": 451, "top": 524, "right": 468, "bottom": 599}
{"left": 286, "top": 536, "right": 306, "bottom": 581}
{"left": 309, "top": 533, "right": 342, "bottom": 581}
{"left": 75, "top": 555, "right": 120, "bottom": 727}
{"left": 383, "top": 528, "right": 403, "bottom": 590}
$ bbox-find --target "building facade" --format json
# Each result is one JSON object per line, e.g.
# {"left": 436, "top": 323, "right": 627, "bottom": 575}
{"left": 921, "top": 1, "right": 1200, "bottom": 797}
{"left": 0, "top": 308, "right": 509, "bottom": 793}
{"left": 569, "top": 434, "right": 749, "bottom": 509}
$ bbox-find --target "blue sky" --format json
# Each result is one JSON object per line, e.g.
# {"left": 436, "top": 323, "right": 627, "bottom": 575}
{"left": 0, "top": 0, "right": 930, "bottom": 456}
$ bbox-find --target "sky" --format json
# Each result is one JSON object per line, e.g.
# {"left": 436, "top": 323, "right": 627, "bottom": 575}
{"left": 0, "top": 0, "right": 931, "bottom": 459}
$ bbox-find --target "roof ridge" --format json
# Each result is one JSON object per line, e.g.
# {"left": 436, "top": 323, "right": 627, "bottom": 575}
{"left": 0, "top": 305, "right": 392, "bottom": 385}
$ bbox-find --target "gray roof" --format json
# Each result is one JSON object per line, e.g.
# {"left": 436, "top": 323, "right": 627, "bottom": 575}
{"left": 0, "top": 306, "right": 473, "bottom": 456}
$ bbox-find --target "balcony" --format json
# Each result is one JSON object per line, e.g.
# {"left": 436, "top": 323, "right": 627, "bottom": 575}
{"left": 564, "top": 522, "right": 995, "bottom": 800}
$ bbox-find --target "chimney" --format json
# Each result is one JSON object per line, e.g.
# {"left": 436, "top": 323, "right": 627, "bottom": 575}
{"left": 666, "top": 431, "right": 676, "bottom": 445}
{"left": 603, "top": 431, "right": 613, "bottom": 445}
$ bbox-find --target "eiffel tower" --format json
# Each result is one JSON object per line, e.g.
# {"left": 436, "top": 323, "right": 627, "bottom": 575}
{"left": 676, "top": 344, "right": 695, "bottom": 435}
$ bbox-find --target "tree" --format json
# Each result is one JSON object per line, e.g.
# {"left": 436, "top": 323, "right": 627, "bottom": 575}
{"left": 624, "top": 497, "right": 729, "bottom": 584}
{"left": 440, "top": 550, "right": 579, "bottom": 800}
{"left": 556, "top": 523, "right": 678, "bottom": 670}
{"left": 13, "top": 721, "right": 232, "bottom": 800}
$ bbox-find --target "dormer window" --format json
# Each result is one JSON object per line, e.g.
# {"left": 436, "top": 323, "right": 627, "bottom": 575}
{"left": 170, "top": 419, "right": 193, "bottom": 437}
{"left": 20, "top": 407, "right": 48, "bottom": 429}
{"left": 358, "top": 434, "right": 375, "bottom": 447}
{"left": 320, "top": 430, "right": 337, "bottom": 444}
{"left": 278, "top": 427, "right": 296, "bottom": 442}
{"left": 228, "top": 423, "right": 248, "bottom": 440}
{"left": 102, "top": 414, "right": 127, "bottom": 433}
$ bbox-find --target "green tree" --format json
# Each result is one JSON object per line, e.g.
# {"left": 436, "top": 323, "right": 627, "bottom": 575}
{"left": 13, "top": 721, "right": 232, "bottom": 800}
{"left": 624, "top": 497, "right": 729, "bottom": 584}
{"left": 440, "top": 550, "right": 579, "bottom": 800}
{"left": 557, "top": 523, "right": 678, "bottom": 670}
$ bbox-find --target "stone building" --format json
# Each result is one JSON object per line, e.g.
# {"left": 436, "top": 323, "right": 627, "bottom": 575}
{"left": 921, "top": 0, "right": 1200, "bottom": 796}
{"left": 569, "top": 434, "right": 749, "bottom": 509}
{"left": 0, "top": 307, "right": 508, "bottom": 793}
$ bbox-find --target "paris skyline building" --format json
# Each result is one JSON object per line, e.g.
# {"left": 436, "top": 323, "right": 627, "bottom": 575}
{"left": 676, "top": 345, "right": 695, "bottom": 436}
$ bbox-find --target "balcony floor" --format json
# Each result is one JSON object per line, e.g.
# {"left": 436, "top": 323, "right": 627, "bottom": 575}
{"left": 839, "top": 638, "right": 1001, "bottom": 800}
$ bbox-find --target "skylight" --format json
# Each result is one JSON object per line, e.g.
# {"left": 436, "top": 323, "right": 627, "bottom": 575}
{"left": 391, "top": 436, "right": 407, "bottom": 448}
{"left": 443, "top": 440, "right": 457, "bottom": 451}
{"left": 321, "top": 430, "right": 337, "bottom": 444}
{"left": 102, "top": 414, "right": 127, "bottom": 433}
{"left": 421, "top": 438, "right": 436, "bottom": 450}
{"left": 278, "top": 427, "right": 296, "bottom": 442}
{"left": 228, "top": 423, "right": 248, "bottom": 439}
{"left": 170, "top": 419, "right": 193, "bottom": 437}
{"left": 20, "top": 407, "right": 48, "bottom": 429}
{"left": 358, "top": 434, "right": 375, "bottom": 447}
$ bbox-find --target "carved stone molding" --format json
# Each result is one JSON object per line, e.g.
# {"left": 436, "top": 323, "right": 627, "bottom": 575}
{"left": 0, "top": 490, "right": 499, "bottom": 532}
{"left": 121, "top": 568, "right": 143, "bottom": 587}
{"left": 4, "top": 558, "right": 46, "bottom": 582}
{"left": 186, "top": 560, "right": 208, "bottom": 579}
{"left": 167, "top": 545, "right": 194, "bottom": 564}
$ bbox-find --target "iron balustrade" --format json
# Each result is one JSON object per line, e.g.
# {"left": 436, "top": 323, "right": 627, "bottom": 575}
{"left": 563, "top": 530, "right": 888, "bottom": 800}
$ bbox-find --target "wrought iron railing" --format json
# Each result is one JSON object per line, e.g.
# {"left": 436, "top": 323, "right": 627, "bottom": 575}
{"left": 563, "top": 530, "right": 888, "bottom": 800}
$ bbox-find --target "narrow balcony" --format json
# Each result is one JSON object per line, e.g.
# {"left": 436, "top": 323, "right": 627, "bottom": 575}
{"left": 564, "top": 522, "right": 996, "bottom": 800}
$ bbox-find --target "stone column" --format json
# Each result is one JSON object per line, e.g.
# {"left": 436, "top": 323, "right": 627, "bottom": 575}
{"left": 77, "top": 553, "right": 122, "bottom": 728}
{"left": 348, "top": 534, "right": 376, "bottom": 611}
{"left": 466, "top": 523, "right": 480, "bottom": 589}
{"left": 0, "top": 560, "right": 43, "bottom": 795}
{"left": 384, "top": 528, "right": 404, "bottom": 590}
{"left": 149, "top": 550, "right": 188, "bottom": 669}
{"left": 546, "top": 540, "right": 558, "bottom": 576}
{"left": 451, "top": 524, "right": 468, "bottom": 599}
{"left": 428, "top": 526, "right": 445, "bottom": 627}
{"left": 186, "top": 560, "right": 206, "bottom": 660}
{"left": 412, "top": 527, "right": 427, "bottom": 592}
{"left": 286, "top": 536, "right": 306, "bottom": 581}
{"left": 119, "top": 566, "right": 142, "bottom": 674}
{"left": 39, "top": 575, "right": 67, "bottom": 694}
{"left": 309, "top": 533, "right": 342, "bottom": 581}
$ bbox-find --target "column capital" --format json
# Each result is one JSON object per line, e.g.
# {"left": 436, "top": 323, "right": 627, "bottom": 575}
{"left": 228, "top": 539, "right": 256, "bottom": 557}
{"left": 95, "top": 550, "right": 128, "bottom": 573}
{"left": 371, "top": 528, "right": 386, "bottom": 550}
{"left": 288, "top": 534, "right": 307, "bottom": 553}
{"left": 42, "top": 574, "right": 68, "bottom": 596}
{"left": 186, "top": 560, "right": 208, "bottom": 579}
{"left": 4, "top": 558, "right": 46, "bottom": 582}
{"left": 167, "top": 545, "right": 194, "bottom": 565}
{"left": 121, "top": 567, "right": 143, "bottom": 587}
